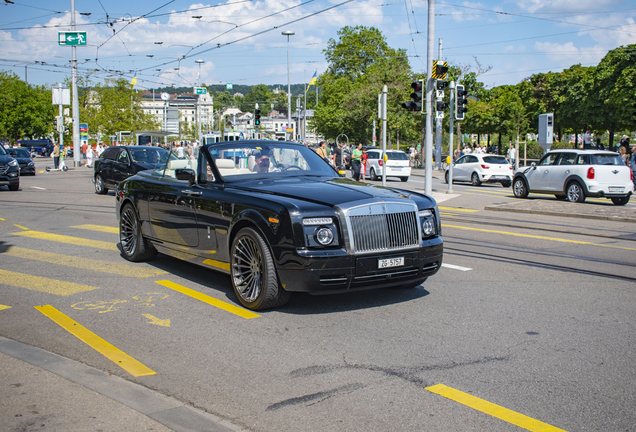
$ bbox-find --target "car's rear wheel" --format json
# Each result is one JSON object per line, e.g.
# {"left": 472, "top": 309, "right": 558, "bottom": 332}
{"left": 471, "top": 172, "right": 481, "bottom": 186}
{"left": 231, "top": 227, "right": 290, "bottom": 310}
{"left": 95, "top": 174, "right": 108, "bottom": 194}
{"left": 400, "top": 177, "right": 409, "bottom": 182}
{"left": 611, "top": 196, "right": 630, "bottom": 206}
{"left": 370, "top": 167, "right": 378, "bottom": 181}
{"left": 566, "top": 181, "right": 586, "bottom": 203}
{"left": 119, "top": 203, "right": 157, "bottom": 262}
{"left": 513, "top": 178, "right": 528, "bottom": 198}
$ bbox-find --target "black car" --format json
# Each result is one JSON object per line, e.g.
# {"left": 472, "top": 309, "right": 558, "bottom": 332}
{"left": 0, "top": 145, "right": 20, "bottom": 191}
{"left": 116, "top": 140, "right": 443, "bottom": 310}
{"left": 8, "top": 148, "right": 36, "bottom": 176}
{"left": 94, "top": 145, "right": 168, "bottom": 194}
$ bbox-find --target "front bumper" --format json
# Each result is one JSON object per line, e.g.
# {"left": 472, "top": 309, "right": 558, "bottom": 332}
{"left": 276, "top": 237, "right": 443, "bottom": 293}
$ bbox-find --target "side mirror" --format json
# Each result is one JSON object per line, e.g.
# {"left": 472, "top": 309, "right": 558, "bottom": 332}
{"left": 175, "top": 168, "right": 196, "bottom": 186}
{"left": 531, "top": 162, "right": 536, "bottom": 169}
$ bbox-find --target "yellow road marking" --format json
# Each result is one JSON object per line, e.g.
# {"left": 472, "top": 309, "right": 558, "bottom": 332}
{"left": 70, "top": 224, "right": 119, "bottom": 234}
{"left": 155, "top": 280, "right": 260, "bottom": 319}
{"left": 35, "top": 305, "right": 156, "bottom": 377}
{"left": 142, "top": 314, "right": 171, "bottom": 327}
{"left": 14, "top": 224, "right": 29, "bottom": 230}
{"left": 203, "top": 258, "right": 230, "bottom": 272}
{"left": 439, "top": 206, "right": 479, "bottom": 213}
{"left": 0, "top": 217, "right": 5, "bottom": 221}
{"left": 442, "top": 224, "right": 636, "bottom": 251}
{"left": 439, "top": 212, "right": 460, "bottom": 217}
{"left": 426, "top": 384, "right": 567, "bottom": 431}
{"left": 0, "top": 305, "right": 11, "bottom": 311}
{"left": 0, "top": 269, "right": 99, "bottom": 296}
{"left": 12, "top": 230, "right": 119, "bottom": 251}
{"left": 2, "top": 246, "right": 166, "bottom": 278}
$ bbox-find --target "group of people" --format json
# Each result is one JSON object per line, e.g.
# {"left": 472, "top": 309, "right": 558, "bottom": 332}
{"left": 314, "top": 141, "right": 369, "bottom": 182}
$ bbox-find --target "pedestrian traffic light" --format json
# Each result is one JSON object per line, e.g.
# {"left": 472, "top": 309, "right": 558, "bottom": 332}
{"left": 402, "top": 80, "right": 423, "bottom": 112}
{"left": 435, "top": 79, "right": 448, "bottom": 91}
{"left": 436, "top": 101, "right": 448, "bottom": 111}
{"left": 455, "top": 85, "right": 468, "bottom": 121}
{"left": 254, "top": 109, "right": 261, "bottom": 126}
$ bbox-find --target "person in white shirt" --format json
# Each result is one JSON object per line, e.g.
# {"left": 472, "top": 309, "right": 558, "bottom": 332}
{"left": 176, "top": 144, "right": 184, "bottom": 159}
{"left": 508, "top": 145, "right": 516, "bottom": 165}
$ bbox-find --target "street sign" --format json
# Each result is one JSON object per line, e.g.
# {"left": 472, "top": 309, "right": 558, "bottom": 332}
{"left": 226, "top": 83, "right": 233, "bottom": 90}
{"left": 436, "top": 111, "right": 444, "bottom": 119}
{"left": 58, "top": 31, "right": 87, "bottom": 46}
{"left": 194, "top": 87, "right": 207, "bottom": 95}
{"left": 52, "top": 88, "right": 70, "bottom": 105}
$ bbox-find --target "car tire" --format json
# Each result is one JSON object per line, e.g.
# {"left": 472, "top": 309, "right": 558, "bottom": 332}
{"left": 8, "top": 181, "right": 19, "bottom": 191}
{"left": 501, "top": 181, "right": 511, "bottom": 188}
{"left": 471, "top": 172, "right": 481, "bottom": 186}
{"left": 513, "top": 178, "right": 528, "bottom": 198}
{"left": 95, "top": 174, "right": 109, "bottom": 195}
{"left": 566, "top": 181, "right": 586, "bottom": 203}
{"left": 400, "top": 177, "right": 409, "bottom": 182}
{"left": 119, "top": 203, "right": 157, "bottom": 262}
{"left": 611, "top": 196, "right": 630, "bottom": 206}
{"left": 231, "top": 227, "right": 290, "bottom": 311}
{"left": 370, "top": 167, "right": 378, "bottom": 181}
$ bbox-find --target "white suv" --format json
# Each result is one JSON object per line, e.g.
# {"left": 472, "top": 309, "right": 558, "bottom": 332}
{"left": 512, "top": 149, "right": 634, "bottom": 205}
{"left": 364, "top": 149, "right": 411, "bottom": 182}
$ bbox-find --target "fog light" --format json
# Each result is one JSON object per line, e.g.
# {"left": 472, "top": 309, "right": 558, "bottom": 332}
{"left": 422, "top": 219, "right": 435, "bottom": 236}
{"left": 315, "top": 227, "right": 334, "bottom": 245}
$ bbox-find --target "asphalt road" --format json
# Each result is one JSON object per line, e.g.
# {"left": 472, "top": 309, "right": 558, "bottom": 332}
{"left": 1, "top": 159, "right": 635, "bottom": 432}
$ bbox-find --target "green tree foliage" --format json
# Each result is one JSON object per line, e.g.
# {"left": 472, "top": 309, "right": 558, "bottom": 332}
{"left": 239, "top": 84, "right": 273, "bottom": 115}
{"left": 0, "top": 71, "right": 55, "bottom": 143}
{"left": 313, "top": 26, "right": 413, "bottom": 144}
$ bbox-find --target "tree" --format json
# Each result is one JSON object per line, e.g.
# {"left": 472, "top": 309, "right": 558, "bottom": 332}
{"left": 239, "top": 84, "right": 273, "bottom": 114}
{"left": 213, "top": 90, "right": 235, "bottom": 107}
{"left": 0, "top": 71, "right": 54, "bottom": 143}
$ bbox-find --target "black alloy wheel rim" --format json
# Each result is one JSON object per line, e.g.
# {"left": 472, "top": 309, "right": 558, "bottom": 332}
{"left": 120, "top": 207, "right": 138, "bottom": 256}
{"left": 232, "top": 236, "right": 263, "bottom": 302}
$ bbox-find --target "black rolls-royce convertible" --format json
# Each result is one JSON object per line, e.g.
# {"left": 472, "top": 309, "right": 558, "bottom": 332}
{"left": 116, "top": 141, "right": 443, "bottom": 310}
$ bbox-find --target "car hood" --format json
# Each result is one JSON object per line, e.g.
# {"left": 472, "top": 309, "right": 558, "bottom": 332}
{"left": 0, "top": 154, "right": 15, "bottom": 164}
{"left": 13, "top": 156, "right": 32, "bottom": 163}
{"left": 231, "top": 176, "right": 435, "bottom": 208}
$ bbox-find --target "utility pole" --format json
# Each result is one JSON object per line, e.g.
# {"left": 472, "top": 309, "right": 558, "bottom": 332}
{"left": 381, "top": 85, "right": 387, "bottom": 187}
{"left": 71, "top": 0, "right": 80, "bottom": 166}
{"left": 447, "top": 81, "right": 455, "bottom": 194}
{"left": 424, "top": 0, "right": 435, "bottom": 196}
{"left": 435, "top": 38, "right": 443, "bottom": 170}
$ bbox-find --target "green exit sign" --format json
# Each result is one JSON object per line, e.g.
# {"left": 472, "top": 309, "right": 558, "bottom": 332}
{"left": 58, "top": 31, "right": 87, "bottom": 46}
{"left": 194, "top": 87, "right": 207, "bottom": 95}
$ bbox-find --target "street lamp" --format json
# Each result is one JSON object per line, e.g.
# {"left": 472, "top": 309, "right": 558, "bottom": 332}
{"left": 282, "top": 30, "right": 295, "bottom": 141}
{"left": 195, "top": 60, "right": 205, "bottom": 145}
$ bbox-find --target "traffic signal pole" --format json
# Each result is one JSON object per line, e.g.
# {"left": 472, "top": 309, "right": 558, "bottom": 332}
{"left": 435, "top": 38, "right": 443, "bottom": 170}
{"left": 424, "top": 0, "right": 435, "bottom": 196}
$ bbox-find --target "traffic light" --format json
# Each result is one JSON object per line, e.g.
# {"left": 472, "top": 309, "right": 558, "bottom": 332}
{"left": 254, "top": 109, "right": 261, "bottom": 126}
{"left": 402, "top": 80, "right": 423, "bottom": 112}
{"left": 436, "top": 101, "right": 448, "bottom": 111}
{"left": 435, "top": 79, "right": 448, "bottom": 91}
{"left": 455, "top": 85, "right": 468, "bottom": 121}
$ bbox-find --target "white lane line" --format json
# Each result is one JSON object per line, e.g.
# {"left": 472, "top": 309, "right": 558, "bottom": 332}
{"left": 442, "top": 263, "right": 473, "bottom": 271}
{"left": 31, "top": 186, "right": 46, "bottom": 190}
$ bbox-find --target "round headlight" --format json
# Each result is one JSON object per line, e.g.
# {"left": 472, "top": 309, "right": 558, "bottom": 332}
{"left": 315, "top": 227, "right": 334, "bottom": 245}
{"left": 422, "top": 219, "right": 435, "bottom": 236}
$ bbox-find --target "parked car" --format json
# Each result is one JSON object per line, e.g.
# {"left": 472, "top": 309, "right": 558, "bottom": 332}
{"left": 94, "top": 145, "right": 169, "bottom": 194}
{"left": 512, "top": 149, "right": 634, "bottom": 205}
{"left": 445, "top": 154, "right": 513, "bottom": 187}
{"left": 116, "top": 140, "right": 443, "bottom": 310}
{"left": 8, "top": 148, "right": 36, "bottom": 176}
{"left": 0, "top": 145, "right": 20, "bottom": 191}
{"left": 365, "top": 149, "right": 411, "bottom": 182}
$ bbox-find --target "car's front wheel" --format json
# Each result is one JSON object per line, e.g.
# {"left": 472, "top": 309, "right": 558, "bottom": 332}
{"left": 566, "top": 181, "right": 586, "bottom": 203}
{"left": 8, "top": 181, "right": 19, "bottom": 191}
{"left": 119, "top": 203, "right": 157, "bottom": 262}
{"left": 611, "top": 196, "right": 630, "bottom": 206}
{"left": 231, "top": 227, "right": 290, "bottom": 311}
{"left": 471, "top": 172, "right": 481, "bottom": 186}
{"left": 95, "top": 174, "right": 108, "bottom": 194}
{"left": 513, "top": 178, "right": 528, "bottom": 198}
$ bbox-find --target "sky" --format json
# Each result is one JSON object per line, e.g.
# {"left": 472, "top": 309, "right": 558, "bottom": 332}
{"left": 1, "top": 0, "right": 635, "bottom": 92}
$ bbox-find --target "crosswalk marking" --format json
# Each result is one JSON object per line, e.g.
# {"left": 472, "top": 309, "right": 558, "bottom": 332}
{"left": 0, "top": 269, "right": 99, "bottom": 296}
{"left": 11, "top": 230, "right": 119, "bottom": 251}
{"left": 70, "top": 224, "right": 119, "bottom": 234}
{"left": 35, "top": 305, "right": 156, "bottom": 377}
{"left": 3, "top": 246, "right": 166, "bottom": 278}
{"left": 156, "top": 280, "right": 260, "bottom": 319}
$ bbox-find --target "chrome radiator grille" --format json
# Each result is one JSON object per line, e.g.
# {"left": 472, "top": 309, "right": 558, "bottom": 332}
{"left": 342, "top": 202, "right": 420, "bottom": 254}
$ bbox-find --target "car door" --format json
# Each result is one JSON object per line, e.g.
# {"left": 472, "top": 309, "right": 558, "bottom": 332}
{"left": 550, "top": 152, "right": 578, "bottom": 191}
{"left": 453, "top": 155, "right": 468, "bottom": 180}
{"left": 96, "top": 147, "right": 118, "bottom": 186}
{"left": 113, "top": 149, "right": 134, "bottom": 184}
{"left": 526, "top": 152, "right": 559, "bottom": 191}
{"left": 464, "top": 155, "right": 480, "bottom": 181}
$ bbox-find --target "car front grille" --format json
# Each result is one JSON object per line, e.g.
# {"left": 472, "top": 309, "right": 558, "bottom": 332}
{"left": 0, "top": 165, "right": 8, "bottom": 175}
{"left": 339, "top": 201, "right": 420, "bottom": 255}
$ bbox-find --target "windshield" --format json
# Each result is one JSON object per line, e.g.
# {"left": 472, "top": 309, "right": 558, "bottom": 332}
{"left": 483, "top": 156, "right": 508, "bottom": 164}
{"left": 130, "top": 147, "right": 168, "bottom": 164}
{"left": 10, "top": 149, "right": 30, "bottom": 157}
{"left": 206, "top": 142, "right": 337, "bottom": 180}
{"left": 590, "top": 153, "right": 624, "bottom": 166}
{"left": 0, "top": 145, "right": 6, "bottom": 155}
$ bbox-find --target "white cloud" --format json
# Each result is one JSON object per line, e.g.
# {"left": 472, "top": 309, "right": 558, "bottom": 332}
{"left": 534, "top": 41, "right": 605, "bottom": 66}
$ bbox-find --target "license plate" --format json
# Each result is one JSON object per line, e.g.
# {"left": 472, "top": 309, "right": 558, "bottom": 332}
{"left": 609, "top": 187, "right": 624, "bottom": 192}
{"left": 389, "top": 167, "right": 402, "bottom": 171}
{"left": 378, "top": 257, "right": 404, "bottom": 269}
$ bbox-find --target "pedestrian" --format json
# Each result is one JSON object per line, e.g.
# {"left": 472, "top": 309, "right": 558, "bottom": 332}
{"left": 81, "top": 141, "right": 88, "bottom": 165}
{"left": 360, "top": 147, "right": 368, "bottom": 182}
{"left": 334, "top": 141, "right": 345, "bottom": 173}
{"left": 86, "top": 144, "right": 94, "bottom": 168}
{"left": 619, "top": 146, "right": 629, "bottom": 166}
{"left": 507, "top": 144, "right": 516, "bottom": 166}
{"left": 315, "top": 141, "right": 328, "bottom": 160}
{"left": 583, "top": 130, "right": 593, "bottom": 149}
{"left": 351, "top": 143, "right": 362, "bottom": 181}
{"left": 409, "top": 146, "right": 415, "bottom": 164}
{"left": 176, "top": 143, "right": 184, "bottom": 159}
{"left": 631, "top": 146, "right": 636, "bottom": 190}
{"left": 52, "top": 141, "right": 60, "bottom": 169}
